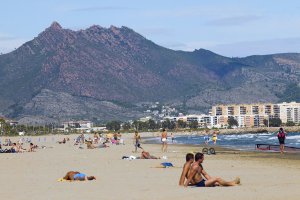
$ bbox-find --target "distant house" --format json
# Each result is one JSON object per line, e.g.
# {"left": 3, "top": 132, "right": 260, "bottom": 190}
{"left": 62, "top": 120, "right": 93, "bottom": 132}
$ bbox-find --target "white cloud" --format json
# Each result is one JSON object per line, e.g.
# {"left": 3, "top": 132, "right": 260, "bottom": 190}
{"left": 206, "top": 15, "right": 263, "bottom": 26}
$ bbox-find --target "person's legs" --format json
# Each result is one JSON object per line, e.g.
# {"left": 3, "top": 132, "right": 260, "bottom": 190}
{"left": 165, "top": 142, "right": 168, "bottom": 152}
{"left": 205, "top": 177, "right": 240, "bottom": 187}
{"left": 280, "top": 144, "right": 284, "bottom": 154}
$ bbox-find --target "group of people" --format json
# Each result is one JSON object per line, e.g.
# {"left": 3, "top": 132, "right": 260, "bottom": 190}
{"left": 179, "top": 152, "right": 240, "bottom": 187}
{"left": 0, "top": 141, "right": 38, "bottom": 153}
{"left": 204, "top": 130, "right": 218, "bottom": 145}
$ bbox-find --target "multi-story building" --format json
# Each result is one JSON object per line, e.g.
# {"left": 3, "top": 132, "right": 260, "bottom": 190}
{"left": 211, "top": 102, "right": 300, "bottom": 127}
{"left": 278, "top": 102, "right": 300, "bottom": 123}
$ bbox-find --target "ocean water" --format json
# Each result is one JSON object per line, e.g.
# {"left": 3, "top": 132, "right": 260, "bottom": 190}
{"left": 145, "top": 132, "right": 300, "bottom": 151}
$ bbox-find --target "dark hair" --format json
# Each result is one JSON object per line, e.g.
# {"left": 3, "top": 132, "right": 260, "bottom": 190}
{"left": 162, "top": 129, "right": 166, "bottom": 131}
{"left": 279, "top": 127, "right": 283, "bottom": 131}
{"left": 87, "top": 176, "right": 96, "bottom": 180}
{"left": 195, "top": 152, "right": 204, "bottom": 161}
{"left": 186, "top": 153, "right": 194, "bottom": 162}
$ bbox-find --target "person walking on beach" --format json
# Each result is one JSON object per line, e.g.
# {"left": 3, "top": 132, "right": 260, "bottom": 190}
{"left": 184, "top": 152, "right": 240, "bottom": 187}
{"left": 161, "top": 129, "right": 168, "bottom": 152}
{"left": 212, "top": 131, "right": 218, "bottom": 145}
{"left": 134, "top": 131, "right": 143, "bottom": 153}
{"left": 179, "top": 153, "right": 194, "bottom": 186}
{"left": 277, "top": 127, "right": 286, "bottom": 154}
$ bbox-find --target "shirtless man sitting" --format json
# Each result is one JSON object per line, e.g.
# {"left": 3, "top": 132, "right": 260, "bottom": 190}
{"left": 179, "top": 153, "right": 194, "bottom": 186}
{"left": 184, "top": 152, "right": 240, "bottom": 187}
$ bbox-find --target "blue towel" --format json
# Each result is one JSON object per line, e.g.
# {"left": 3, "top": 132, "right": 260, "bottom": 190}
{"left": 161, "top": 162, "right": 174, "bottom": 167}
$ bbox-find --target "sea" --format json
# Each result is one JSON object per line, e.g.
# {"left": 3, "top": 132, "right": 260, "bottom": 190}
{"left": 145, "top": 132, "right": 300, "bottom": 151}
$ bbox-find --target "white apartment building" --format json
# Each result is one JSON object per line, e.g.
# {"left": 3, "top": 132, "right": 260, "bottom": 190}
{"left": 211, "top": 101, "right": 300, "bottom": 127}
{"left": 278, "top": 102, "right": 300, "bottom": 123}
{"left": 63, "top": 120, "right": 93, "bottom": 131}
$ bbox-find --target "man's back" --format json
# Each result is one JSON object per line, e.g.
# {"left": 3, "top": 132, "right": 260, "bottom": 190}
{"left": 179, "top": 161, "right": 192, "bottom": 185}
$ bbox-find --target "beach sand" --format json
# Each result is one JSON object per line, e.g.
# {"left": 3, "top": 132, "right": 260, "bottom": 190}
{"left": 1, "top": 133, "right": 300, "bottom": 200}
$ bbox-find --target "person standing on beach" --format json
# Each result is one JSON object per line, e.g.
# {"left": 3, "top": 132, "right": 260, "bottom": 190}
{"left": 184, "top": 152, "right": 240, "bottom": 187}
{"left": 161, "top": 129, "right": 168, "bottom": 152}
{"left": 212, "top": 131, "right": 218, "bottom": 145}
{"left": 171, "top": 133, "right": 174, "bottom": 143}
{"left": 179, "top": 153, "right": 194, "bottom": 186}
{"left": 134, "top": 131, "right": 143, "bottom": 153}
{"left": 277, "top": 127, "right": 286, "bottom": 154}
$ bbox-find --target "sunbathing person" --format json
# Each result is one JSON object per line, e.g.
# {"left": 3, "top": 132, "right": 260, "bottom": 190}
{"left": 141, "top": 151, "right": 160, "bottom": 159}
{"left": 184, "top": 152, "right": 240, "bottom": 187}
{"left": 87, "top": 141, "right": 110, "bottom": 149}
{"left": 58, "top": 138, "right": 66, "bottom": 144}
{"left": 179, "top": 153, "right": 194, "bottom": 186}
{"left": 63, "top": 171, "right": 96, "bottom": 181}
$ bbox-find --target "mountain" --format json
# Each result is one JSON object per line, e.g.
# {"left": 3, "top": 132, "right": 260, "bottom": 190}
{"left": 0, "top": 22, "right": 300, "bottom": 124}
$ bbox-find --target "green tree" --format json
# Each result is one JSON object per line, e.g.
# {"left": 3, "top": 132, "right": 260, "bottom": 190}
{"left": 162, "top": 119, "right": 171, "bottom": 129}
{"left": 189, "top": 121, "right": 199, "bottom": 129}
{"left": 227, "top": 116, "right": 238, "bottom": 128}
{"left": 148, "top": 119, "right": 156, "bottom": 130}
{"left": 286, "top": 121, "right": 295, "bottom": 126}
{"left": 106, "top": 121, "right": 121, "bottom": 131}
{"left": 177, "top": 120, "right": 187, "bottom": 128}
{"left": 264, "top": 118, "right": 282, "bottom": 127}
{"left": 0, "top": 118, "right": 11, "bottom": 135}
{"left": 122, "top": 122, "right": 131, "bottom": 130}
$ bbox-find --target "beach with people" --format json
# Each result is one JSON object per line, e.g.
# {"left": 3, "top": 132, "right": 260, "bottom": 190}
{"left": 0, "top": 132, "right": 300, "bottom": 200}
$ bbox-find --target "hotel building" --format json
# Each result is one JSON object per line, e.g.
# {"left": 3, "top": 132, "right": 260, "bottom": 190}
{"left": 211, "top": 102, "right": 300, "bottom": 127}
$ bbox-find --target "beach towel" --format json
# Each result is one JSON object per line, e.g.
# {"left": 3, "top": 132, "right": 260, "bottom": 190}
{"left": 161, "top": 162, "right": 174, "bottom": 168}
{"left": 122, "top": 155, "right": 137, "bottom": 160}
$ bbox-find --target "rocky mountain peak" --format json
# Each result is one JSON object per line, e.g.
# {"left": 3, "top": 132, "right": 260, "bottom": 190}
{"left": 49, "top": 21, "right": 62, "bottom": 30}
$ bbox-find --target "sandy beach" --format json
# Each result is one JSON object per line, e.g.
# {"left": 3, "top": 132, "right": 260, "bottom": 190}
{"left": 1, "top": 133, "right": 300, "bottom": 200}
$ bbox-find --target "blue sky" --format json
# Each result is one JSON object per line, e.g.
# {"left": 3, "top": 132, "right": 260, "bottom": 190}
{"left": 1, "top": 0, "right": 300, "bottom": 57}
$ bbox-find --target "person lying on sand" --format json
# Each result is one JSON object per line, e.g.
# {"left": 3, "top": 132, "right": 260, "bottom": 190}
{"left": 184, "top": 152, "right": 240, "bottom": 187}
{"left": 87, "top": 141, "right": 109, "bottom": 149}
{"left": 63, "top": 171, "right": 96, "bottom": 181}
{"left": 58, "top": 138, "right": 66, "bottom": 144}
{"left": 141, "top": 151, "right": 160, "bottom": 159}
{"left": 179, "top": 153, "right": 194, "bottom": 186}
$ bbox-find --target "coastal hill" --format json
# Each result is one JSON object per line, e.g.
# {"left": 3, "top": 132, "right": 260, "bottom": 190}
{"left": 0, "top": 22, "right": 300, "bottom": 123}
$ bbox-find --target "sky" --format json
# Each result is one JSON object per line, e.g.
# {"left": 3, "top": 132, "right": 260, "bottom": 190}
{"left": 1, "top": 0, "right": 300, "bottom": 57}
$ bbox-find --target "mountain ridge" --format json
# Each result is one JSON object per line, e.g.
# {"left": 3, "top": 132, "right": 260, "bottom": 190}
{"left": 0, "top": 22, "right": 300, "bottom": 123}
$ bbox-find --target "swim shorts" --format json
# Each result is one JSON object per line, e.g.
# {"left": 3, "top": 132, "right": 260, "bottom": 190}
{"left": 196, "top": 179, "right": 206, "bottom": 187}
{"left": 74, "top": 173, "right": 86, "bottom": 180}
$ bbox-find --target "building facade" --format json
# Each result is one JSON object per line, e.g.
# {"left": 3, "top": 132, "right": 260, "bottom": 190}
{"left": 211, "top": 102, "right": 300, "bottom": 127}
